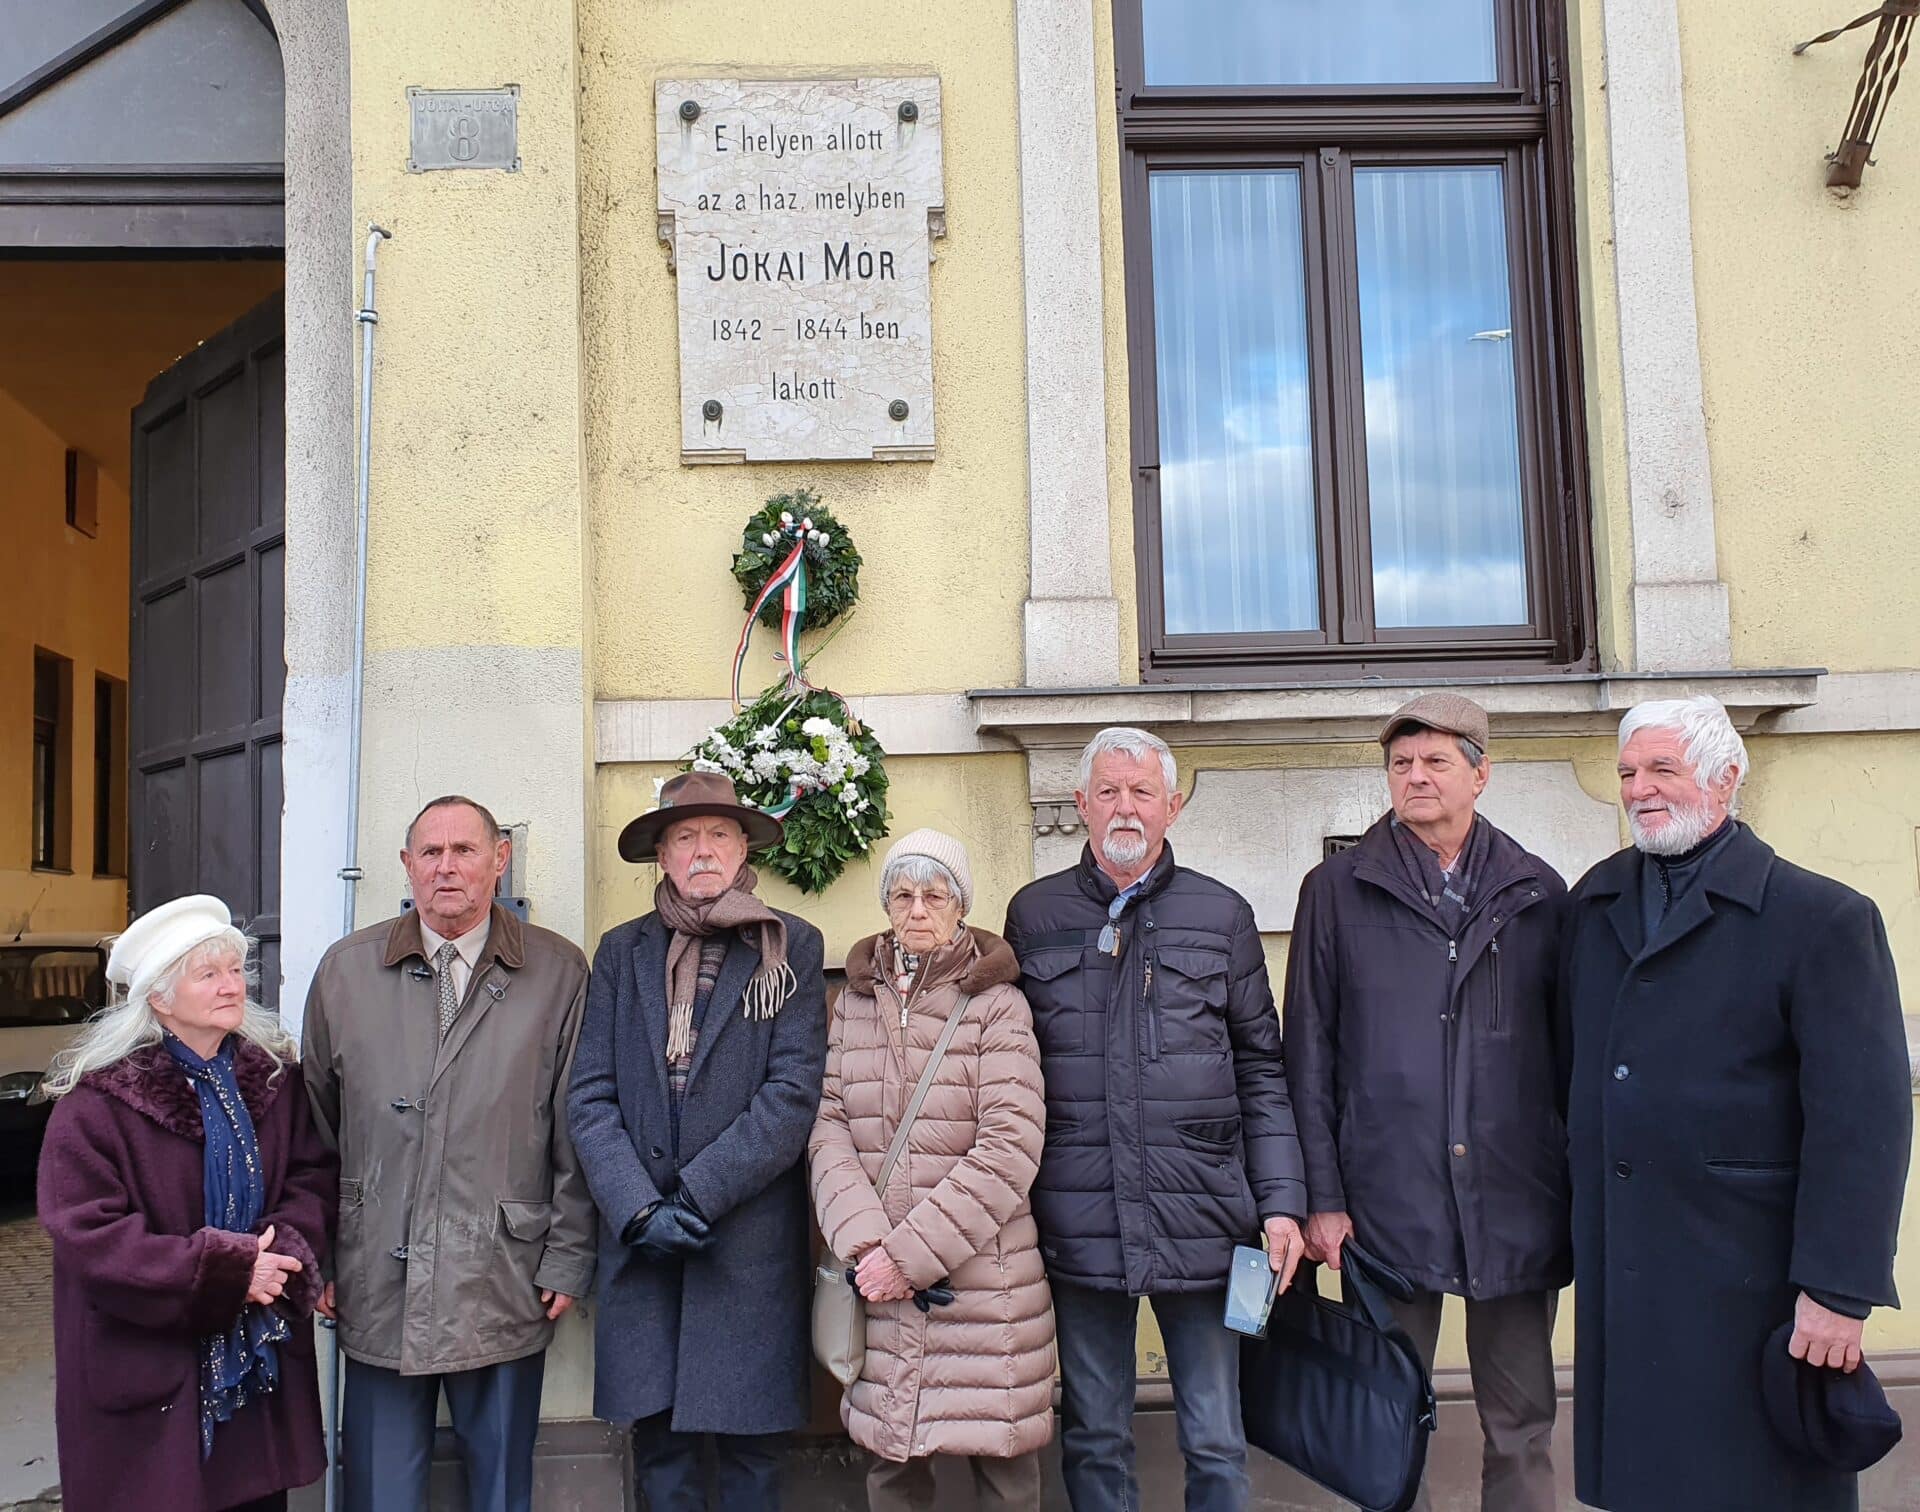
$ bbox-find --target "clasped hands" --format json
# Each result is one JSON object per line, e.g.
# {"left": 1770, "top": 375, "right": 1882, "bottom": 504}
{"left": 851, "top": 1245, "right": 952, "bottom": 1310}
{"left": 247, "top": 1223, "right": 303, "bottom": 1307}
{"left": 629, "top": 1191, "right": 713, "bottom": 1261}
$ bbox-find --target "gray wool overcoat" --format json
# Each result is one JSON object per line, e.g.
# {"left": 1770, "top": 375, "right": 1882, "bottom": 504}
{"left": 567, "top": 907, "right": 827, "bottom": 1434}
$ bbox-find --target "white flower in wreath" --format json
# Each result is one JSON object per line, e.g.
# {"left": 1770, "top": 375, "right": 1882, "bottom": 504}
{"left": 691, "top": 757, "right": 725, "bottom": 775}
{"left": 750, "top": 725, "right": 779, "bottom": 749}
{"left": 750, "top": 751, "right": 782, "bottom": 779}
{"left": 799, "top": 716, "right": 836, "bottom": 739}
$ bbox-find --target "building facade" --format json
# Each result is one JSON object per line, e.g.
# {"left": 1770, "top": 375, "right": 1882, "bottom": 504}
{"left": 5, "top": 0, "right": 1917, "bottom": 1500}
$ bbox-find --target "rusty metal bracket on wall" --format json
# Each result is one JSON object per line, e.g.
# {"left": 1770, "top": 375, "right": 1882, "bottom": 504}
{"left": 1795, "top": 0, "right": 1920, "bottom": 188}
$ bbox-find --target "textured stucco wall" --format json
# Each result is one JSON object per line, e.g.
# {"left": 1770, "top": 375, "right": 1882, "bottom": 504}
{"left": 1676, "top": 1, "right": 1920, "bottom": 673}
{"left": 577, "top": 0, "right": 1031, "bottom": 702}
{"left": 344, "top": 0, "right": 592, "bottom": 954}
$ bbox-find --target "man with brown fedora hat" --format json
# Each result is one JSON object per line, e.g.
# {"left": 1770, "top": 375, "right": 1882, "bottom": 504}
{"left": 1283, "top": 694, "right": 1572, "bottom": 1512}
{"left": 568, "top": 770, "right": 828, "bottom": 1511}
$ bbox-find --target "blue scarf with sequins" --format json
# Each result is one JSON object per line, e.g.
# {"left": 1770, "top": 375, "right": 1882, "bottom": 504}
{"left": 163, "top": 1033, "right": 290, "bottom": 1458}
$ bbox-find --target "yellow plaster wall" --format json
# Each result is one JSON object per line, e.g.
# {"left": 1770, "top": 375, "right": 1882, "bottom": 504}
{"left": 593, "top": 753, "right": 1032, "bottom": 964}
{"left": 347, "top": 1, "right": 589, "bottom": 661}
{"left": 1676, "top": 1, "right": 1920, "bottom": 673}
{"left": 577, "top": 1, "right": 1031, "bottom": 703}
{"left": 1564, "top": 0, "right": 1634, "bottom": 671}
{"left": 0, "top": 391, "right": 129, "bottom": 935}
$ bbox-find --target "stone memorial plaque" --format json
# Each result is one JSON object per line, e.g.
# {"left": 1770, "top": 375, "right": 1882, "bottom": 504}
{"left": 408, "top": 87, "right": 520, "bottom": 172}
{"left": 656, "top": 77, "right": 945, "bottom": 462}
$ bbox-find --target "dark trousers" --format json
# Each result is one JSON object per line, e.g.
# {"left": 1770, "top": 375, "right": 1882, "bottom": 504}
{"left": 340, "top": 1351, "right": 547, "bottom": 1512}
{"left": 219, "top": 1497, "right": 288, "bottom": 1512}
{"left": 1387, "top": 1288, "right": 1559, "bottom": 1512}
{"left": 866, "top": 1449, "right": 1043, "bottom": 1511}
{"left": 629, "top": 1410, "right": 787, "bottom": 1512}
{"left": 1052, "top": 1279, "right": 1248, "bottom": 1512}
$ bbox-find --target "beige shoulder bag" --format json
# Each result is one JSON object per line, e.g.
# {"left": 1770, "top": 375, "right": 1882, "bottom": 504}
{"left": 812, "top": 992, "right": 973, "bottom": 1388}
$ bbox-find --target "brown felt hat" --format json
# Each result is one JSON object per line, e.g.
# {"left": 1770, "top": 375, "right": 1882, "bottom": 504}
{"left": 617, "top": 770, "right": 785, "bottom": 862}
{"left": 1379, "top": 692, "right": 1491, "bottom": 753}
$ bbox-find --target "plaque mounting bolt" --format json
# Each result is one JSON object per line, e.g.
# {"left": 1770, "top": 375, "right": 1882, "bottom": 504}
{"left": 898, "top": 100, "right": 919, "bottom": 124}
{"left": 679, "top": 99, "right": 701, "bottom": 123}
{"left": 888, "top": 399, "right": 910, "bottom": 422}
{"left": 702, "top": 399, "right": 723, "bottom": 422}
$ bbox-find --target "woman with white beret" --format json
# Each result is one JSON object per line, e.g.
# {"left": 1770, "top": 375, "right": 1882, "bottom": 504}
{"left": 808, "top": 830, "right": 1055, "bottom": 1511}
{"left": 38, "top": 894, "right": 336, "bottom": 1512}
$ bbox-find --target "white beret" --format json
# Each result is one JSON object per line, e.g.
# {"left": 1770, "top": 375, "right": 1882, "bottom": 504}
{"left": 106, "top": 894, "right": 234, "bottom": 1009}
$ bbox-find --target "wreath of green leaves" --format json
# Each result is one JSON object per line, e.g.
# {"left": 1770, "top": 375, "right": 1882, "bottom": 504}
{"left": 685, "top": 685, "right": 891, "bottom": 895}
{"left": 731, "top": 489, "right": 863, "bottom": 632}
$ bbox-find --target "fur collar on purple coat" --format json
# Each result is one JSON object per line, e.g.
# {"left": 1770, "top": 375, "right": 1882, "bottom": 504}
{"left": 81, "top": 1038, "right": 291, "bottom": 1142}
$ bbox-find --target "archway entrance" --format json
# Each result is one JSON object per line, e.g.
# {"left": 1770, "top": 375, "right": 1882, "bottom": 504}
{"left": 0, "top": 3, "right": 286, "bottom": 1500}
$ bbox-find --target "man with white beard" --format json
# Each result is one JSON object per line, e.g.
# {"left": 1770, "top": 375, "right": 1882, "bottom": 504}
{"left": 1559, "top": 695, "right": 1910, "bottom": 1512}
{"left": 1003, "top": 727, "right": 1306, "bottom": 1512}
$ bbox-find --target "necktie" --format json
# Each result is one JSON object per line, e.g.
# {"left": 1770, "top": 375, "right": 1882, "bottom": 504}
{"left": 433, "top": 941, "right": 460, "bottom": 1036}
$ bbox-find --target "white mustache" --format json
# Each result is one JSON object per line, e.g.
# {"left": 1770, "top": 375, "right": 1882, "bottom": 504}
{"left": 1106, "top": 818, "right": 1145, "bottom": 836}
{"left": 688, "top": 859, "right": 726, "bottom": 876}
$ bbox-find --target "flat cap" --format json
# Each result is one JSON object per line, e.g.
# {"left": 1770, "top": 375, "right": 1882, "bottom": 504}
{"left": 1379, "top": 692, "right": 1490, "bottom": 753}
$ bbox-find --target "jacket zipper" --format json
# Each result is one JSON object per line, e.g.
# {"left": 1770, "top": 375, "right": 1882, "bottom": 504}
{"left": 1143, "top": 954, "right": 1160, "bottom": 1061}
{"left": 1489, "top": 937, "right": 1503, "bottom": 1032}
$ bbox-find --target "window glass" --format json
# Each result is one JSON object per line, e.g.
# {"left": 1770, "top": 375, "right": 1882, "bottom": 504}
{"left": 0, "top": 948, "right": 106, "bottom": 1026}
{"left": 1354, "top": 165, "right": 1528, "bottom": 628}
{"left": 1141, "top": 0, "right": 1499, "bottom": 88}
{"left": 1150, "top": 170, "right": 1320, "bottom": 635}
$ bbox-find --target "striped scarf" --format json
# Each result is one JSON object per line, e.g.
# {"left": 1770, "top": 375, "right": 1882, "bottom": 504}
{"left": 655, "top": 865, "right": 794, "bottom": 1064}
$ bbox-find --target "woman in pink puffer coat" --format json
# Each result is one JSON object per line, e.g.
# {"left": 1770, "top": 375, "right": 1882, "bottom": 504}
{"left": 809, "top": 829, "right": 1055, "bottom": 1512}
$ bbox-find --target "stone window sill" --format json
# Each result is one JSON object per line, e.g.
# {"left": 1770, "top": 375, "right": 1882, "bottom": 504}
{"left": 966, "top": 668, "right": 1824, "bottom": 747}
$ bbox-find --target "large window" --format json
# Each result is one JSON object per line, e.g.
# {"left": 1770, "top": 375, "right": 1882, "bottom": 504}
{"left": 1118, "top": 0, "right": 1594, "bottom": 678}
{"left": 32, "top": 649, "right": 71, "bottom": 872}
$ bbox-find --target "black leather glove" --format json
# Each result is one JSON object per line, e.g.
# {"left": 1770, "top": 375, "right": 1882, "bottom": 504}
{"left": 629, "top": 1196, "right": 712, "bottom": 1260}
{"left": 912, "top": 1279, "right": 956, "bottom": 1313}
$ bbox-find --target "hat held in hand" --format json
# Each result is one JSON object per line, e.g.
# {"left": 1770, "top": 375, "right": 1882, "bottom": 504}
{"left": 1762, "top": 1321, "right": 1903, "bottom": 1472}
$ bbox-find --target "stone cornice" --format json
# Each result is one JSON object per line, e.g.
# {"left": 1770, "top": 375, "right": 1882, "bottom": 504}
{"left": 967, "top": 669, "right": 1824, "bottom": 748}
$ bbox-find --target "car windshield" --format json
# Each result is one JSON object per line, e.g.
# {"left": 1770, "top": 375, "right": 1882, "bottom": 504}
{"left": 0, "top": 948, "right": 106, "bottom": 1029}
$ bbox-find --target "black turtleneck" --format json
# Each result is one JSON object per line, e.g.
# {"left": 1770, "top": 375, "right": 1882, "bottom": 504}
{"left": 1640, "top": 816, "right": 1738, "bottom": 938}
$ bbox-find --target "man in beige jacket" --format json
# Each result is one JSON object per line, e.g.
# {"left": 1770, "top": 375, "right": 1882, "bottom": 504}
{"left": 302, "top": 795, "right": 595, "bottom": 1512}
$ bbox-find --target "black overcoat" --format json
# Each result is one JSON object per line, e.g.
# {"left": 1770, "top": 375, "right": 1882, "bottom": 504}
{"left": 1284, "top": 813, "right": 1570, "bottom": 1299}
{"left": 567, "top": 908, "right": 827, "bottom": 1434}
{"left": 1560, "top": 824, "right": 1910, "bottom": 1511}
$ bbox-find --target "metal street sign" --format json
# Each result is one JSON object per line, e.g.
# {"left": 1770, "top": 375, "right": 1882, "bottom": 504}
{"left": 408, "top": 87, "right": 520, "bottom": 173}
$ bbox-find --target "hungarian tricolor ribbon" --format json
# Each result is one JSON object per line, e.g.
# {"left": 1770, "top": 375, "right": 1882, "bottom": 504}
{"left": 731, "top": 536, "right": 809, "bottom": 709}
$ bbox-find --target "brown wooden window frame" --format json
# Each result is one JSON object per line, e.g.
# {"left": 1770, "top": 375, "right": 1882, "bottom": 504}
{"left": 32, "top": 647, "right": 72, "bottom": 874}
{"left": 1116, "top": 0, "right": 1597, "bottom": 681}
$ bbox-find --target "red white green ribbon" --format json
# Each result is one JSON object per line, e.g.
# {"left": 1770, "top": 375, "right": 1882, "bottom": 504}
{"left": 731, "top": 537, "right": 809, "bottom": 708}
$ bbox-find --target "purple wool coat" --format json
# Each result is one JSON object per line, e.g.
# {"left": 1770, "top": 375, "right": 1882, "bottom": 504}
{"left": 38, "top": 1041, "right": 338, "bottom": 1512}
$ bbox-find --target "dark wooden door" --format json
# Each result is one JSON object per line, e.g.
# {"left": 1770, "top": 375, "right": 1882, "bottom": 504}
{"left": 130, "top": 291, "right": 285, "bottom": 1003}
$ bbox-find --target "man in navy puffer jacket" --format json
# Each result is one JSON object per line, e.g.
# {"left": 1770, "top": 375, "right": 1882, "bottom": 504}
{"left": 1004, "top": 727, "right": 1306, "bottom": 1512}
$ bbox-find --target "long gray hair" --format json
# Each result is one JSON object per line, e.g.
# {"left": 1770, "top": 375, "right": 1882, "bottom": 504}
{"left": 43, "top": 927, "right": 294, "bottom": 1098}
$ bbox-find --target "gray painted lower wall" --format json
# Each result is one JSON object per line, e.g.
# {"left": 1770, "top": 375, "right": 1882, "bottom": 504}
{"left": 286, "top": 1359, "right": 1920, "bottom": 1511}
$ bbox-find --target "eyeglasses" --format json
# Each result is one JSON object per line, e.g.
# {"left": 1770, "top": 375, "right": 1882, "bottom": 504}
{"left": 886, "top": 888, "right": 955, "bottom": 914}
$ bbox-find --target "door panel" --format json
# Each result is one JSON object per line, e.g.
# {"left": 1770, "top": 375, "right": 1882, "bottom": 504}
{"left": 130, "top": 290, "right": 285, "bottom": 1004}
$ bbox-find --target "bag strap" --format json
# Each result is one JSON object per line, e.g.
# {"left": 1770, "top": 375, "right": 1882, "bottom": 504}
{"left": 873, "top": 992, "right": 973, "bottom": 1198}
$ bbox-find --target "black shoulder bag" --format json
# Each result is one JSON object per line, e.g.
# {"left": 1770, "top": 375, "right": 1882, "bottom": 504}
{"left": 1239, "top": 1236, "right": 1438, "bottom": 1512}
